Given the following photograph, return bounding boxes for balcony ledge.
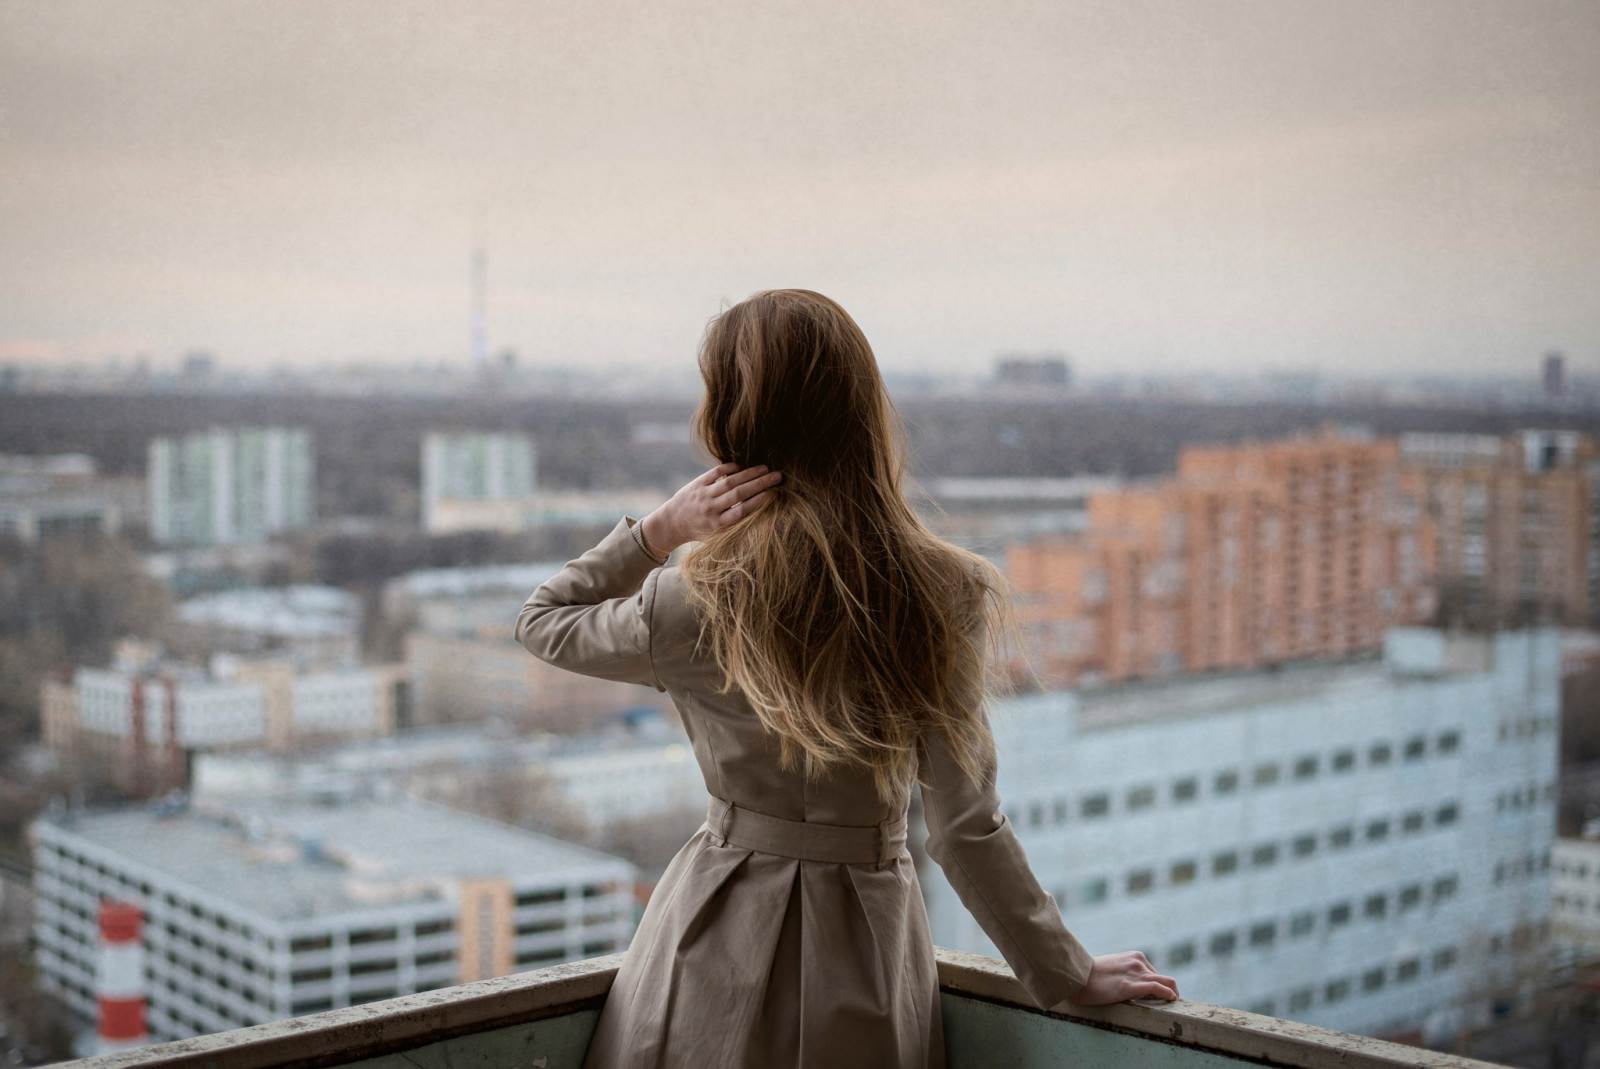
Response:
[56,948,1505,1069]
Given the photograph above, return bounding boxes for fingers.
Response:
[698,462,742,485]
[714,469,782,511]
[1130,981,1179,1001]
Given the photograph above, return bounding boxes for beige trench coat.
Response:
[516,519,1095,1069]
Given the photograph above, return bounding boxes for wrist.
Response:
[641,511,678,558]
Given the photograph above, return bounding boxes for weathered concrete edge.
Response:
[934,948,1506,1069]
[49,954,623,1069]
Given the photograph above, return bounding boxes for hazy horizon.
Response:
[2,0,1596,378]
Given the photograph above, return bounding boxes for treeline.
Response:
[2,391,1598,522]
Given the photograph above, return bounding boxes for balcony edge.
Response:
[934,948,1504,1069]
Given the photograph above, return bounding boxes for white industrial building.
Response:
[925,627,1558,1041]
[31,797,635,1044]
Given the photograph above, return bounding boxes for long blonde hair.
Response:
[682,289,1002,801]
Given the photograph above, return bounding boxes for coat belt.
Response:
[705,796,907,870]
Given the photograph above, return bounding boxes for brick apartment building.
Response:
[1008,431,1438,688]
[1400,429,1598,628]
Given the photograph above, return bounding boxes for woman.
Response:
[516,289,1176,1069]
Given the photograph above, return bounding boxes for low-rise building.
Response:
[30,797,635,1044]
[1551,836,1600,958]
[174,586,362,667]
[924,628,1559,1040]
[42,646,404,794]
[0,453,141,542]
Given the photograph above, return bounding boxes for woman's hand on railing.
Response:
[642,463,783,557]
[1071,951,1180,1005]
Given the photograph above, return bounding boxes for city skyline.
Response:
[1,1,1596,378]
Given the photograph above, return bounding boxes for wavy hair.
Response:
[681,289,1004,801]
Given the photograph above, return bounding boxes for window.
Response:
[1169,860,1197,886]
[1172,778,1199,804]
[349,927,397,946]
[1433,875,1459,902]
[1403,736,1426,761]
[1081,793,1110,818]
[1324,979,1350,1003]
[290,935,332,954]
[1027,801,1043,828]
[1212,851,1239,877]
[290,967,331,985]
[1438,730,1461,754]
[1251,843,1279,868]
[1249,922,1276,947]
[350,958,398,976]
[1431,947,1458,972]
[415,919,454,937]
[1252,763,1280,788]
[1126,870,1155,895]
[1214,770,1240,795]
[415,949,455,967]
[1052,798,1069,824]
[1291,834,1317,858]
[1288,988,1314,1013]
[1209,931,1237,958]
[1397,959,1421,982]
[1329,825,1354,849]
[1247,999,1277,1017]
[516,888,566,907]
[1399,885,1422,911]
[1288,912,1315,938]
[1126,785,1156,811]
[1168,942,1195,967]
[1363,894,1387,919]
[1361,967,1386,993]
[1079,878,1108,905]
[1401,811,1425,834]
[1435,803,1460,826]
[1328,902,1352,927]
[1331,749,1356,772]
[1369,742,1392,766]
[1365,819,1390,842]
[351,987,398,1004]
[291,998,333,1016]
[517,918,565,936]
[1293,756,1318,780]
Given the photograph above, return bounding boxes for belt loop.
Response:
[708,797,733,847]
[876,816,893,871]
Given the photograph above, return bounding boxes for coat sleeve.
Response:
[919,703,1095,1011]
[514,517,667,691]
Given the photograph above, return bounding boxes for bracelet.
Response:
[630,517,668,566]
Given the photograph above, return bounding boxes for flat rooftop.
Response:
[40,798,631,924]
[1070,633,1504,732]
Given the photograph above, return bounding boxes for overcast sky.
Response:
[1,0,1596,378]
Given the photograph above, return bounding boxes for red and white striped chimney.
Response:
[96,900,148,1053]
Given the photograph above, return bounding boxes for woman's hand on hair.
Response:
[641,463,782,557]
[1069,952,1180,1006]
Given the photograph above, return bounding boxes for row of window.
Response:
[1056,808,1463,908]
[1245,947,1458,1019]
[1496,781,1557,812]
[1143,875,1461,968]
[1011,733,1463,828]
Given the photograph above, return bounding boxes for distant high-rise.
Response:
[147,427,313,546]
[1543,351,1566,401]
[420,431,537,533]
[471,222,488,367]
[995,354,1071,389]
